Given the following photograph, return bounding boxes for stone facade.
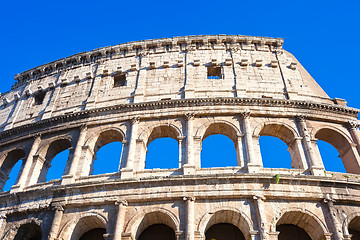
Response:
[0,35,359,240]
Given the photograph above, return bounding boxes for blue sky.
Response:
[1,0,359,190]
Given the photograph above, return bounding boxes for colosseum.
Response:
[0,34,360,240]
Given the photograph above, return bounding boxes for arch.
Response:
[198,207,253,239]
[139,123,182,146]
[195,120,241,143]
[342,211,360,237]
[272,208,329,240]
[313,125,360,173]
[83,127,125,175]
[254,122,307,170]
[0,148,26,191]
[64,213,108,240]
[138,224,176,240]
[125,208,180,240]
[2,217,42,240]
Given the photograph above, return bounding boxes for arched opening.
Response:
[145,126,180,169]
[259,136,292,169]
[348,216,360,239]
[275,211,326,240]
[79,228,106,240]
[14,222,42,240]
[258,124,305,169]
[90,130,124,175]
[138,224,175,240]
[146,138,179,169]
[70,215,106,240]
[276,224,311,240]
[134,210,179,240]
[46,149,69,181]
[317,140,346,173]
[0,149,26,191]
[200,123,240,168]
[201,134,237,168]
[38,138,72,183]
[315,128,357,173]
[205,223,245,240]
[93,142,123,175]
[3,160,23,191]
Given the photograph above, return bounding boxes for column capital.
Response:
[80,124,88,131]
[34,133,42,141]
[253,195,266,201]
[115,199,128,207]
[348,120,360,130]
[183,196,196,202]
[51,202,65,212]
[131,117,140,124]
[184,113,195,121]
[295,115,306,122]
[240,110,251,119]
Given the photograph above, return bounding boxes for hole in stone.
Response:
[113,73,126,87]
[34,91,46,105]
[207,66,222,79]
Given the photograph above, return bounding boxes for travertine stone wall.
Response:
[0,35,360,240]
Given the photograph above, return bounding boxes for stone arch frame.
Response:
[0,147,26,191]
[2,217,43,240]
[194,119,244,168]
[311,125,360,174]
[58,212,108,240]
[33,136,73,184]
[137,122,184,170]
[124,207,180,240]
[197,207,254,240]
[271,207,330,240]
[342,211,360,237]
[253,121,309,170]
[81,126,126,176]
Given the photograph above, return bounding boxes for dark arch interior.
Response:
[14,223,42,240]
[276,224,311,240]
[349,216,360,239]
[201,134,237,168]
[205,223,245,240]
[79,228,106,240]
[138,224,175,240]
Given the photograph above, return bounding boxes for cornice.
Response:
[12,35,283,88]
[0,97,358,143]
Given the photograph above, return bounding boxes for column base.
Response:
[268,231,279,240]
[247,164,261,173]
[120,168,134,179]
[183,164,196,175]
[310,166,326,176]
[61,174,75,185]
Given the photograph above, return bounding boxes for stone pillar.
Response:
[121,117,139,179]
[183,113,196,175]
[295,116,325,176]
[241,112,260,173]
[12,135,42,191]
[0,214,7,238]
[48,203,65,240]
[178,136,186,168]
[236,134,245,167]
[113,200,128,240]
[253,195,268,240]
[288,137,309,169]
[62,125,87,184]
[348,121,360,155]
[183,196,195,240]
[323,197,343,240]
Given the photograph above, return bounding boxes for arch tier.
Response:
[0,35,360,240]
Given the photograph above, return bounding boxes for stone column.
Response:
[236,134,245,167]
[288,137,309,169]
[62,125,87,184]
[348,121,360,155]
[183,196,195,240]
[113,200,128,240]
[295,116,325,176]
[241,111,260,173]
[253,195,268,240]
[178,136,186,168]
[183,113,196,175]
[323,197,343,240]
[48,203,65,240]
[121,117,139,179]
[12,134,42,191]
[0,214,7,238]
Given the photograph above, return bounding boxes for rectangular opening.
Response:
[34,91,46,105]
[207,66,222,79]
[113,74,126,87]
